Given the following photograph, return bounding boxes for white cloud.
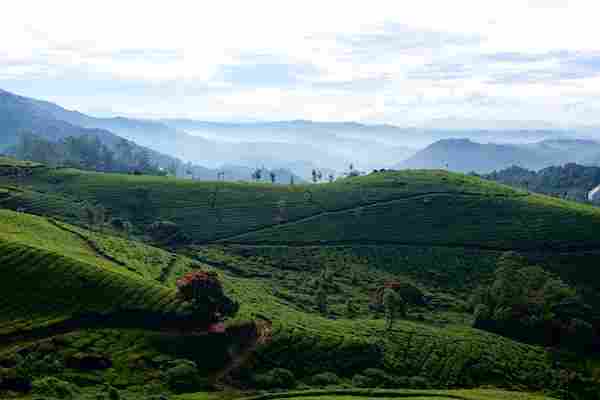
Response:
[3,0,600,125]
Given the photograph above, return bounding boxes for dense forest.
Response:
[6,132,169,175]
[482,163,600,203]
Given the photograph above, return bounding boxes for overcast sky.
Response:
[2,0,600,127]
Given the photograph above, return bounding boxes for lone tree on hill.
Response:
[176,270,239,327]
[270,171,276,184]
[252,168,263,182]
[315,284,328,315]
[312,169,318,183]
[383,287,406,331]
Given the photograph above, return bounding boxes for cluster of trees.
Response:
[314,269,408,332]
[483,163,600,203]
[13,132,165,175]
[176,270,239,325]
[471,252,599,353]
[310,169,335,184]
[251,168,278,183]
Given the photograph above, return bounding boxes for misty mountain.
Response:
[395,138,600,173]
[0,89,184,171]
[159,119,417,171]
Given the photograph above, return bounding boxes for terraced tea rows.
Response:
[221,193,600,251]
[0,168,520,243]
[0,239,187,341]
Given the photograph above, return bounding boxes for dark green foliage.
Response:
[383,289,405,331]
[0,367,32,392]
[254,368,296,389]
[148,220,186,244]
[315,285,328,315]
[31,376,79,399]
[107,386,120,400]
[109,217,132,233]
[361,369,397,388]
[345,298,358,318]
[310,372,341,387]
[484,163,600,203]
[164,359,206,394]
[472,252,599,352]
[351,374,372,388]
[12,133,166,175]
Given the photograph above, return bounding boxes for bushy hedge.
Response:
[254,368,296,389]
[31,376,79,399]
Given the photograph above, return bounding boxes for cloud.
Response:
[331,22,481,63]
[216,55,320,88]
[3,0,600,125]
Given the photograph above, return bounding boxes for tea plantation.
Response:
[1,160,599,399]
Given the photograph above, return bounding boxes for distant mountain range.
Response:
[0,89,183,171]
[4,88,600,179]
[396,138,600,173]
[0,89,302,182]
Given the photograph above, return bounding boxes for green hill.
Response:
[0,208,593,399]
[2,165,600,304]
[1,162,600,398]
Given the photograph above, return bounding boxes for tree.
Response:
[346,298,358,318]
[470,252,594,352]
[252,168,263,182]
[312,169,318,183]
[290,176,295,185]
[176,270,239,323]
[270,171,276,184]
[383,288,405,331]
[315,284,328,315]
[317,170,323,181]
[328,174,335,183]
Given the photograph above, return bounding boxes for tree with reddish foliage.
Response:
[176,271,239,326]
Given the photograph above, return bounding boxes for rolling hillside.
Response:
[0,208,591,399]
[4,164,600,251]
[1,158,600,398]
[3,161,600,304]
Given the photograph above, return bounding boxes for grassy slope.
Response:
[4,167,600,252]
[0,168,517,241]
[0,209,576,396]
[1,165,599,395]
[189,389,556,400]
[0,210,191,339]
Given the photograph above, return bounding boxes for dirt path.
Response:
[212,320,273,384]
[210,191,521,244]
[46,218,141,275]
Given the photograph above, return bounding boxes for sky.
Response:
[3,0,600,127]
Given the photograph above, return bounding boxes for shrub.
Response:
[0,367,31,392]
[254,368,296,389]
[148,220,189,244]
[175,270,239,320]
[351,374,373,388]
[310,372,340,386]
[107,386,120,400]
[164,360,207,394]
[31,377,79,399]
[110,217,132,232]
[362,368,395,388]
[408,376,430,389]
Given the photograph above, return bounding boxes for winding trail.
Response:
[212,320,273,384]
[210,191,521,244]
[46,218,142,275]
